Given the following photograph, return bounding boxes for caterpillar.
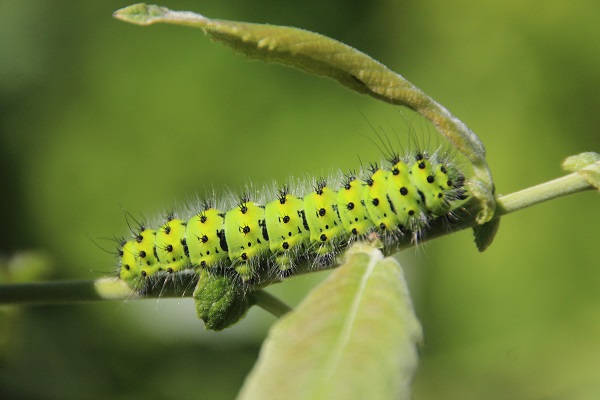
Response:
[117,149,467,293]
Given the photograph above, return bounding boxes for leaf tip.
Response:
[113,3,169,26]
[473,218,501,252]
[562,152,600,173]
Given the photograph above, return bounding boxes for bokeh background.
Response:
[1,1,599,399]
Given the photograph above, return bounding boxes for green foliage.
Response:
[0,2,598,400]
[193,270,254,331]
[472,218,501,252]
[563,152,600,190]
[238,244,422,400]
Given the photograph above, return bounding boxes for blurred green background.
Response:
[1,1,599,399]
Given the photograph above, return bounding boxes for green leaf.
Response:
[237,244,422,400]
[473,217,501,252]
[193,270,254,331]
[562,152,600,191]
[113,3,496,225]
[562,152,600,172]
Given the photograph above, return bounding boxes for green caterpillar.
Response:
[117,150,466,292]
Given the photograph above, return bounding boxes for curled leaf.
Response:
[193,270,254,331]
[114,3,496,225]
[473,217,501,252]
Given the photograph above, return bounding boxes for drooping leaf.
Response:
[113,3,496,225]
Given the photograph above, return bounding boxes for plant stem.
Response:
[249,290,292,317]
[0,278,130,305]
[385,164,597,253]
[0,167,596,307]
[494,171,593,216]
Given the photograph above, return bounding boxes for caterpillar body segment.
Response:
[303,182,347,255]
[118,229,161,286]
[185,208,228,269]
[155,218,188,274]
[336,175,375,236]
[119,240,140,284]
[264,191,311,274]
[365,168,401,232]
[388,160,427,232]
[411,156,450,216]
[117,151,467,292]
[224,200,271,281]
